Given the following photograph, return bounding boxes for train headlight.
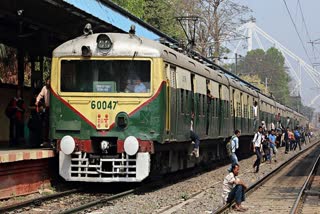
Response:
[96,34,112,50]
[116,112,129,129]
[100,140,110,152]
[81,46,92,57]
[124,136,139,156]
[60,135,75,155]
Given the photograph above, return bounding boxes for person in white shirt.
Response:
[35,77,51,145]
[252,126,263,173]
[228,130,241,172]
[222,163,248,212]
[36,77,50,108]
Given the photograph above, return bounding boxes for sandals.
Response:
[233,206,248,212]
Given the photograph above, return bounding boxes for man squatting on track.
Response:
[222,163,248,212]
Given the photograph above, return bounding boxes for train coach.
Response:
[50,27,308,182]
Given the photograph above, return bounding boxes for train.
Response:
[50,27,309,182]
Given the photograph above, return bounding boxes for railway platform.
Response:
[0,145,57,199]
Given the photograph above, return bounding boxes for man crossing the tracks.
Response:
[252,126,263,173]
[222,163,248,212]
[269,129,278,162]
[293,126,302,151]
[228,130,241,172]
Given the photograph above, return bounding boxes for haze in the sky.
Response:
[237,0,320,110]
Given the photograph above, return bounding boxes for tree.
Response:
[177,0,252,57]
[235,48,291,105]
[111,0,251,57]
[111,0,184,39]
[240,74,268,94]
[111,0,146,18]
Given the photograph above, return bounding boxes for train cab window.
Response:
[60,60,151,93]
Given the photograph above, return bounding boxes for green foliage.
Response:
[236,48,291,105]
[111,0,146,18]
[111,0,184,39]
[240,74,268,93]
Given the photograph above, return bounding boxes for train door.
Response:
[240,92,243,133]
[166,64,177,140]
[218,85,223,136]
[206,80,211,135]
[246,95,250,134]
[232,89,236,132]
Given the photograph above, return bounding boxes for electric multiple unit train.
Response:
[50,29,308,182]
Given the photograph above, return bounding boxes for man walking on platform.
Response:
[252,126,263,173]
[35,77,51,146]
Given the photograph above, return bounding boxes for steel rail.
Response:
[290,151,320,214]
[214,140,320,214]
[0,188,80,213]
[60,188,136,214]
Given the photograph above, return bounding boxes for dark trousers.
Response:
[293,138,301,150]
[285,139,290,152]
[43,108,50,142]
[190,130,200,149]
[227,184,246,204]
[9,119,24,146]
[253,147,262,172]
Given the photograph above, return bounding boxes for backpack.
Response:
[294,130,300,139]
[226,135,235,157]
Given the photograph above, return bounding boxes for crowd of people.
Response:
[222,121,312,212]
[5,77,51,148]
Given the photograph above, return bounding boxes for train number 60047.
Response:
[91,101,117,110]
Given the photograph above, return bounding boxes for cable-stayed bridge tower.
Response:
[225,21,320,107]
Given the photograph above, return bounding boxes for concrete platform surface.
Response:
[0,148,55,163]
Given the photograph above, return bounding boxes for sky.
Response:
[235,0,320,111]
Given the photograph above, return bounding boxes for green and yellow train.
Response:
[50,30,308,182]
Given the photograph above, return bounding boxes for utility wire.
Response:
[297,0,312,42]
[297,0,319,61]
[282,0,313,64]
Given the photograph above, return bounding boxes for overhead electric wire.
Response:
[297,0,312,42]
[297,0,319,61]
[282,0,313,64]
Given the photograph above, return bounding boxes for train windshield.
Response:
[60,60,151,93]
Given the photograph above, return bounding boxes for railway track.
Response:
[215,141,319,214]
[291,150,319,214]
[1,159,224,213]
[0,188,80,213]
[1,187,134,214]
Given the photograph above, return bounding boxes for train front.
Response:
[50,33,166,182]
